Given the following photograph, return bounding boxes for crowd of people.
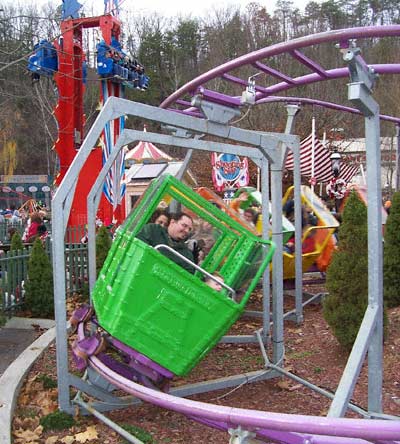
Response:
[0,187,350,279]
[0,205,21,224]
[134,189,395,276]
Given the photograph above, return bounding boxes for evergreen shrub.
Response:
[96,225,112,274]
[24,238,54,318]
[383,191,400,307]
[40,410,75,432]
[323,191,370,350]
[10,231,24,251]
[120,423,155,444]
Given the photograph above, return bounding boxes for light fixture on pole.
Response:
[330,150,341,178]
[240,73,262,106]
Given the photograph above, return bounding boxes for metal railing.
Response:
[0,221,25,242]
[0,248,29,314]
[0,221,86,244]
[0,241,88,316]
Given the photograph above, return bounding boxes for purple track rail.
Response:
[160,26,400,125]
[76,319,400,443]
[88,354,400,444]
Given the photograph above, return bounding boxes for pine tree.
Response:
[96,225,112,274]
[323,191,369,350]
[24,238,54,318]
[10,231,24,251]
[383,191,400,307]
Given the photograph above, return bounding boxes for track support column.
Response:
[329,43,383,416]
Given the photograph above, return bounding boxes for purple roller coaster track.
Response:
[160,25,400,127]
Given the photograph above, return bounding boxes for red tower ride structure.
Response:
[53,14,123,227]
[28,0,148,227]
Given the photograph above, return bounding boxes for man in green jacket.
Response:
[136,212,195,273]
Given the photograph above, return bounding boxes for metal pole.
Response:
[270,104,300,361]
[293,145,303,323]
[261,159,271,342]
[365,107,383,414]
[270,148,284,364]
[329,45,383,416]
[281,104,303,323]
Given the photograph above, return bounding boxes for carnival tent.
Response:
[125,132,173,162]
[285,134,359,183]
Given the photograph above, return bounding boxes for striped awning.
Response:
[125,141,173,162]
[285,134,360,184]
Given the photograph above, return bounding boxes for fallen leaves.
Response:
[75,426,98,442]
[14,425,43,443]
[16,374,58,415]
[14,426,100,444]
[276,380,302,391]
[60,436,75,444]
[33,390,58,415]
[14,416,40,431]
[45,426,99,444]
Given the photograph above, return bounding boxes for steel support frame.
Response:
[328,46,383,417]
[224,104,303,344]
[52,97,298,414]
[269,104,302,364]
[282,104,303,324]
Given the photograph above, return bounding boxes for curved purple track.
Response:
[160,25,400,125]
[88,354,400,443]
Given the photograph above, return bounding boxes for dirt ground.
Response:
[12,287,400,444]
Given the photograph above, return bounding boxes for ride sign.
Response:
[211,153,249,192]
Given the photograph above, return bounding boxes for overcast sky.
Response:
[24,0,319,18]
[121,0,316,18]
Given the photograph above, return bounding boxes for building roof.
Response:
[330,137,396,153]
[125,161,197,186]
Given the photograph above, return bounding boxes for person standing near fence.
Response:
[24,212,43,243]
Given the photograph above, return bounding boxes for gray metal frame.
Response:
[328,44,384,417]
[52,97,299,414]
